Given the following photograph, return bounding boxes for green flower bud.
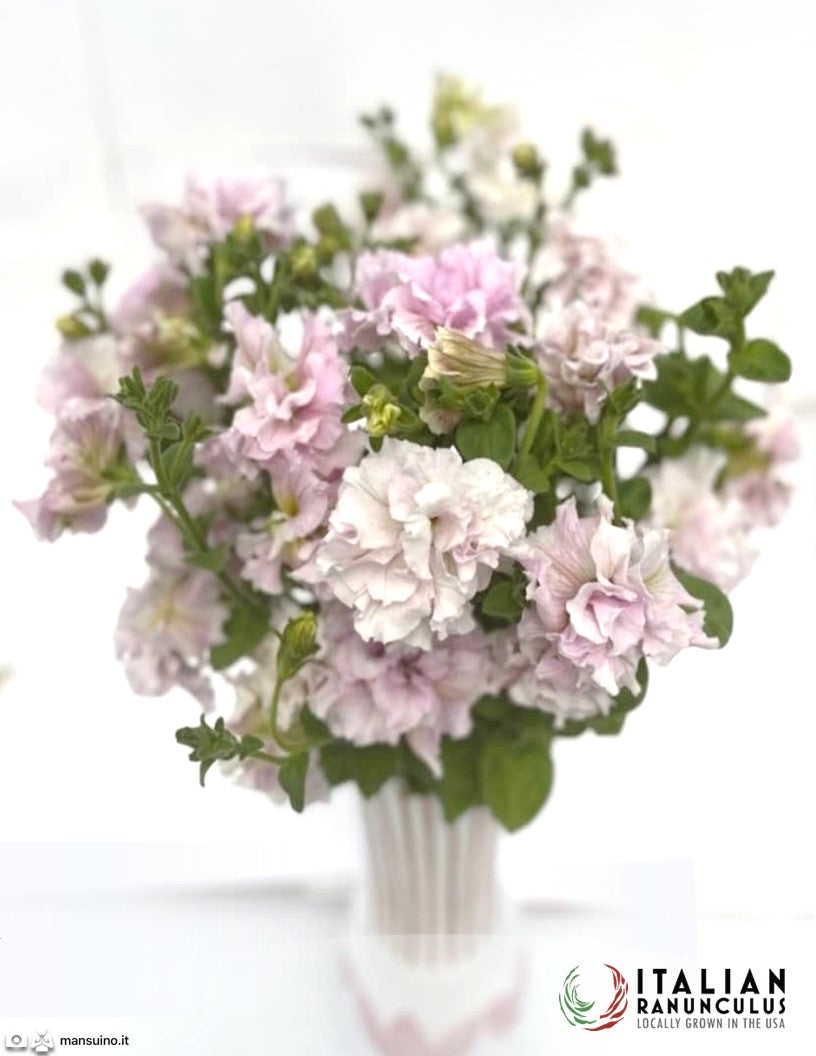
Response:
[359,190,384,224]
[232,214,255,243]
[362,384,402,437]
[291,244,319,280]
[512,142,542,180]
[56,314,93,340]
[277,613,318,683]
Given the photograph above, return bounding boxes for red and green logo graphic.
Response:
[559,963,629,1031]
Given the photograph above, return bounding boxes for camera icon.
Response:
[4,1036,27,1051]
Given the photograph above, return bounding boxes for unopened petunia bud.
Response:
[277,613,318,683]
[362,384,402,437]
[512,142,543,181]
[425,328,508,389]
[291,244,319,280]
[232,214,255,243]
[56,314,93,340]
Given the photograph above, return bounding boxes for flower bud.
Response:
[232,214,255,243]
[512,142,543,181]
[424,328,508,389]
[277,613,318,682]
[291,244,319,280]
[362,384,402,437]
[56,314,93,340]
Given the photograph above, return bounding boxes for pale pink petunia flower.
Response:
[646,447,756,592]
[536,301,661,423]
[508,617,613,726]
[540,223,640,326]
[306,605,499,775]
[221,309,363,480]
[141,174,294,271]
[114,568,228,708]
[342,239,531,355]
[36,332,126,418]
[725,409,799,528]
[235,456,334,595]
[15,403,133,541]
[518,495,715,695]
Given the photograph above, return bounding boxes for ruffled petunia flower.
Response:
[306,605,499,775]
[535,301,661,423]
[724,409,799,528]
[15,403,135,541]
[518,496,715,695]
[114,568,228,708]
[342,239,531,355]
[141,173,294,271]
[298,438,533,648]
[646,447,756,592]
[540,224,640,326]
[218,304,363,480]
[235,456,333,595]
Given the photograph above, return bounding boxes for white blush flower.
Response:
[646,447,756,592]
[298,438,533,648]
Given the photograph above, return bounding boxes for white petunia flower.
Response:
[297,438,533,648]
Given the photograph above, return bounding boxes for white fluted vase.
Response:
[346,780,523,1056]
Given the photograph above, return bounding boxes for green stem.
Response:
[146,438,264,615]
[253,749,290,766]
[518,376,549,461]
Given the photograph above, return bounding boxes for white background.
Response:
[1,0,815,920]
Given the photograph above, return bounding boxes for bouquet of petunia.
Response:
[17,78,796,830]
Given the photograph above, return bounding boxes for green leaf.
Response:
[513,454,552,493]
[210,603,270,670]
[300,707,331,743]
[679,297,738,338]
[708,389,766,422]
[350,365,377,396]
[397,742,437,794]
[729,338,791,383]
[481,577,525,620]
[614,429,657,454]
[716,267,774,317]
[557,458,597,483]
[188,544,228,574]
[473,695,507,722]
[673,566,733,646]
[89,258,110,287]
[62,268,86,296]
[319,742,356,786]
[635,305,673,339]
[455,404,517,468]
[278,753,309,812]
[618,476,652,520]
[438,737,482,822]
[480,735,553,832]
[176,715,240,787]
[354,745,400,797]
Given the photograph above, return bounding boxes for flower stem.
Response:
[518,375,549,461]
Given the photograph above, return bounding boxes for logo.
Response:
[30,1032,54,1054]
[559,963,629,1031]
